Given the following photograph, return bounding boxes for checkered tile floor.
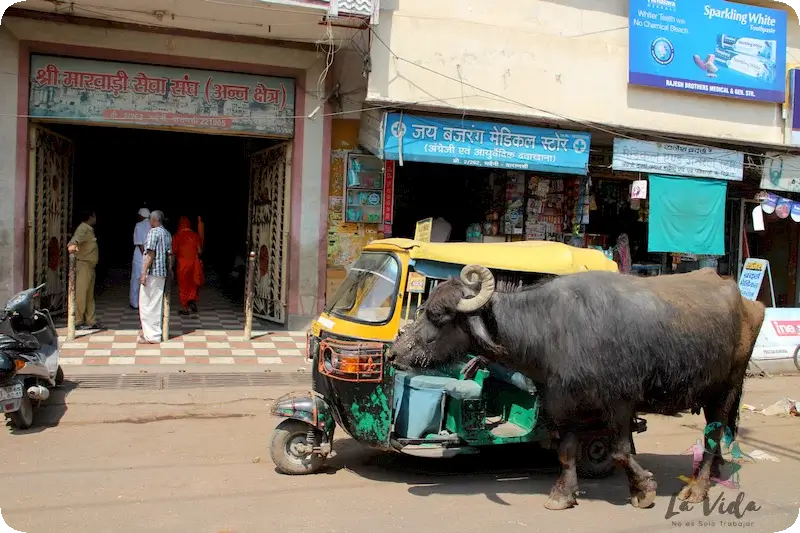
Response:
[54,269,309,367]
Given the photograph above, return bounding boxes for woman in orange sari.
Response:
[172,216,203,315]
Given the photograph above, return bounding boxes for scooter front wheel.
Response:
[7,395,34,430]
[270,419,325,475]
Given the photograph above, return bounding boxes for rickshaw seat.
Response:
[486,362,537,395]
[393,372,484,439]
[403,374,482,401]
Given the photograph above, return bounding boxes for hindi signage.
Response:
[29,55,295,137]
[382,113,591,175]
[612,138,743,181]
[414,218,433,242]
[738,258,769,301]
[383,160,395,225]
[628,0,787,103]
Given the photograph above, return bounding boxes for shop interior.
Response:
[744,197,800,308]
[388,160,667,276]
[43,123,279,325]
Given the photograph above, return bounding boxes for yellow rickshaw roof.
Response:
[363,238,618,275]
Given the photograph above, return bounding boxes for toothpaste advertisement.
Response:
[628,0,787,102]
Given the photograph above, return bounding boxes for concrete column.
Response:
[0,26,20,303]
[292,60,328,327]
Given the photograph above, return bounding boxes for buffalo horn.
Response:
[456,265,495,313]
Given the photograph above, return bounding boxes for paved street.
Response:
[1,375,800,533]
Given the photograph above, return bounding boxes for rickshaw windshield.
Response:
[326,252,401,325]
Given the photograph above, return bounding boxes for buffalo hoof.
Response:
[544,489,578,511]
[544,496,577,510]
[630,477,658,509]
[677,482,709,504]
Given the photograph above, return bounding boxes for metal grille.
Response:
[31,126,74,315]
[248,143,291,324]
[317,338,385,383]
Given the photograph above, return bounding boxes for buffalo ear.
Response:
[467,315,506,358]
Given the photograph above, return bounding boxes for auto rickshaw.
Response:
[269,238,648,476]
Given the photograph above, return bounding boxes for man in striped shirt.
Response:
[138,210,173,344]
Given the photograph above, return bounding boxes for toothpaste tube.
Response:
[713,48,775,83]
[717,34,777,63]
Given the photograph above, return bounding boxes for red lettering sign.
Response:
[771,320,800,336]
[383,160,395,225]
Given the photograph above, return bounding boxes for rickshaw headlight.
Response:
[338,354,361,374]
[322,347,334,371]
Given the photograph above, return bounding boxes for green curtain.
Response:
[647,174,727,256]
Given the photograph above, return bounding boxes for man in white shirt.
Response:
[130,207,151,309]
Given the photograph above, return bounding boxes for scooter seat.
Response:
[0,333,40,352]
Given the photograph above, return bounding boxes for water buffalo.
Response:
[389,265,765,511]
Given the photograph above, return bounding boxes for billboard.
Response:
[628,0,787,102]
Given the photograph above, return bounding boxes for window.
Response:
[326,253,400,324]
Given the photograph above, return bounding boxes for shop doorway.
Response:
[391,162,498,241]
[738,198,799,307]
[27,123,292,331]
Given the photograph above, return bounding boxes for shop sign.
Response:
[612,138,743,181]
[628,0,787,103]
[738,258,769,301]
[382,113,591,175]
[414,218,433,242]
[791,69,800,145]
[383,160,395,225]
[751,308,800,361]
[761,152,800,193]
[29,55,295,137]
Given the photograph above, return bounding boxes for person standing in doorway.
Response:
[137,210,172,344]
[172,216,203,315]
[130,207,151,309]
[67,210,103,330]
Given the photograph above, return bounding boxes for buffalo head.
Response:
[389,264,505,370]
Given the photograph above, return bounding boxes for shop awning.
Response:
[358,111,592,175]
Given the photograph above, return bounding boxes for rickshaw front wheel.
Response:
[270,419,325,475]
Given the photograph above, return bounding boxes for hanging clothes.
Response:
[172,216,203,311]
[647,174,727,256]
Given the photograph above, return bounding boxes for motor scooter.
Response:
[0,283,63,429]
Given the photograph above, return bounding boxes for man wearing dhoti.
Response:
[137,211,172,344]
[130,207,151,309]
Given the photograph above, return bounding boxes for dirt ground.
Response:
[1,376,800,533]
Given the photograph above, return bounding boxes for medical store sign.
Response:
[612,138,743,181]
[28,55,296,138]
[628,0,787,102]
[381,113,592,175]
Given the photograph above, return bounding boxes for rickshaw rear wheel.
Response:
[577,436,616,479]
[270,419,325,475]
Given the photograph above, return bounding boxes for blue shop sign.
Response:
[382,113,591,175]
[628,0,787,103]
